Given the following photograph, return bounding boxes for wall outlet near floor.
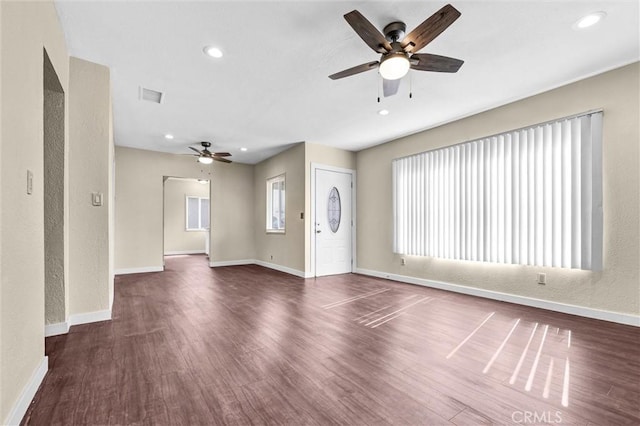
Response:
[270,255,273,260]
[537,273,546,285]
[401,258,406,266]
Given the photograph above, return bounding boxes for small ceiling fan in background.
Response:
[329,3,464,97]
[188,141,232,164]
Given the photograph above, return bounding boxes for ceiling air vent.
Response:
[139,87,164,104]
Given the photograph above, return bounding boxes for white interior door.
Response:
[315,168,352,276]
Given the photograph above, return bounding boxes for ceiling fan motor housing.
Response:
[383,21,406,43]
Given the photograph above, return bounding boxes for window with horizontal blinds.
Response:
[392,111,603,270]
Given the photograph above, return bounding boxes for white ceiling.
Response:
[54,1,639,164]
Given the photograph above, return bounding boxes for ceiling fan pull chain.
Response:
[409,72,413,99]
[377,74,381,103]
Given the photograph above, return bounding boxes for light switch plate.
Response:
[92,192,103,206]
[27,170,33,195]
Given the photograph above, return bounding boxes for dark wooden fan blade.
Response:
[213,152,231,157]
[383,78,401,97]
[213,157,232,163]
[329,61,379,80]
[410,53,463,73]
[344,10,392,53]
[401,4,461,53]
[189,146,202,154]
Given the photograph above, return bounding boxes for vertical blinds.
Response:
[392,111,603,270]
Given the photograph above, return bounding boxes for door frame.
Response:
[310,163,357,277]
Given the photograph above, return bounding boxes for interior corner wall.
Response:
[356,63,640,317]
[68,57,112,317]
[304,143,357,274]
[163,178,209,254]
[253,143,306,273]
[114,147,255,272]
[0,0,69,422]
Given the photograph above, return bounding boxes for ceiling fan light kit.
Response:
[198,156,214,164]
[379,53,410,80]
[329,3,464,98]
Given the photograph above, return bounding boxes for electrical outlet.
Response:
[537,273,546,285]
[401,258,406,266]
[270,255,273,260]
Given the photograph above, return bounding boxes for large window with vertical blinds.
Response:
[392,110,603,270]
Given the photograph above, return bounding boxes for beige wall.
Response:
[115,147,254,271]
[304,143,357,273]
[209,158,255,263]
[68,57,113,316]
[163,178,209,254]
[357,63,640,316]
[253,143,306,272]
[0,0,3,414]
[108,88,114,310]
[0,0,69,422]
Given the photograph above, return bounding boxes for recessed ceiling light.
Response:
[574,11,606,29]
[240,147,248,152]
[203,46,223,58]
[164,134,174,140]
[378,109,389,116]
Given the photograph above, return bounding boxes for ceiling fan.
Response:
[189,141,232,164]
[329,3,464,97]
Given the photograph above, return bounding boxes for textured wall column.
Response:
[68,57,112,317]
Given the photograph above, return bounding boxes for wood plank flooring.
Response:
[22,255,640,425]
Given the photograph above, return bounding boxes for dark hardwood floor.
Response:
[23,255,640,425]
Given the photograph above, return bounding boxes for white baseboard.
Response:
[69,309,112,326]
[164,250,206,255]
[4,356,48,426]
[44,322,70,337]
[210,259,254,268]
[43,310,111,338]
[254,260,307,278]
[114,266,163,275]
[355,268,640,327]
[210,259,310,278]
